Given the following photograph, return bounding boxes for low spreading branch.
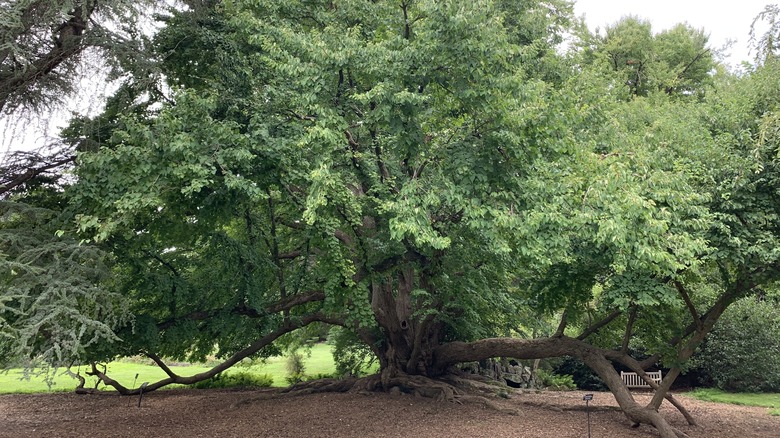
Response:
[87,313,341,395]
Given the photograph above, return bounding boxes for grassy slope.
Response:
[0,343,336,394]
[689,388,780,416]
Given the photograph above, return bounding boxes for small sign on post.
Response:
[583,393,593,438]
[138,382,149,408]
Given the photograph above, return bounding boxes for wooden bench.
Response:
[621,371,662,388]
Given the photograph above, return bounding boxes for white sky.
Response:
[573,0,775,66]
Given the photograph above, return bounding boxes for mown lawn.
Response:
[689,388,780,415]
[0,343,338,394]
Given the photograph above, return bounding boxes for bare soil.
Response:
[1,388,778,437]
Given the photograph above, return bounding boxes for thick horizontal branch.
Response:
[432,335,623,371]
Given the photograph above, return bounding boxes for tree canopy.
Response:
[3,2,780,437]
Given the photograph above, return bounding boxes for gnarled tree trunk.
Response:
[369,266,442,385]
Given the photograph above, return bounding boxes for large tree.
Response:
[7,2,780,437]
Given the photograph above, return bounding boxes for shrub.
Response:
[285,350,307,385]
[193,372,273,389]
[328,326,376,377]
[305,373,336,381]
[536,369,577,390]
[554,356,608,391]
[693,297,780,392]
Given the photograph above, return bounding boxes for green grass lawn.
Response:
[689,388,780,415]
[0,343,338,394]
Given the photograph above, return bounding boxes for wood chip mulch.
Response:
[1,388,778,437]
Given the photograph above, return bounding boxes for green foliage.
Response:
[285,349,307,385]
[67,0,591,364]
[693,297,780,392]
[328,326,376,377]
[0,201,129,367]
[192,371,273,389]
[535,369,576,391]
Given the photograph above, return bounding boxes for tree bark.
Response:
[369,266,442,382]
[580,353,687,438]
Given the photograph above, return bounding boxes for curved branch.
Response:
[431,336,689,437]
[145,351,177,379]
[88,313,340,395]
[674,281,702,332]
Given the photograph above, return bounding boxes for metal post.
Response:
[138,382,148,408]
[583,393,593,438]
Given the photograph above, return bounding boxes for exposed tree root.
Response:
[271,371,520,415]
[64,369,103,395]
[282,377,360,395]
[518,399,623,413]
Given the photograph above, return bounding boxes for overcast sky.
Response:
[573,0,775,66]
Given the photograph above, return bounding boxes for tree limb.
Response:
[88,313,339,395]
[621,306,637,353]
[576,308,622,340]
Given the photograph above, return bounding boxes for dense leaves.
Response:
[0,202,128,367]
[71,0,591,363]
[694,297,780,392]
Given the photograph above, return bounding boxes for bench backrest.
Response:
[620,371,662,388]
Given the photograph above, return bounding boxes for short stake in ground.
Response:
[138,382,149,408]
[583,393,593,438]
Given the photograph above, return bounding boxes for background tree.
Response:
[750,3,780,64]
[0,0,166,198]
[0,0,161,114]
[693,296,780,392]
[579,16,714,98]
[0,201,128,368]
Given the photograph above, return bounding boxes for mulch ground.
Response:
[1,388,778,437]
